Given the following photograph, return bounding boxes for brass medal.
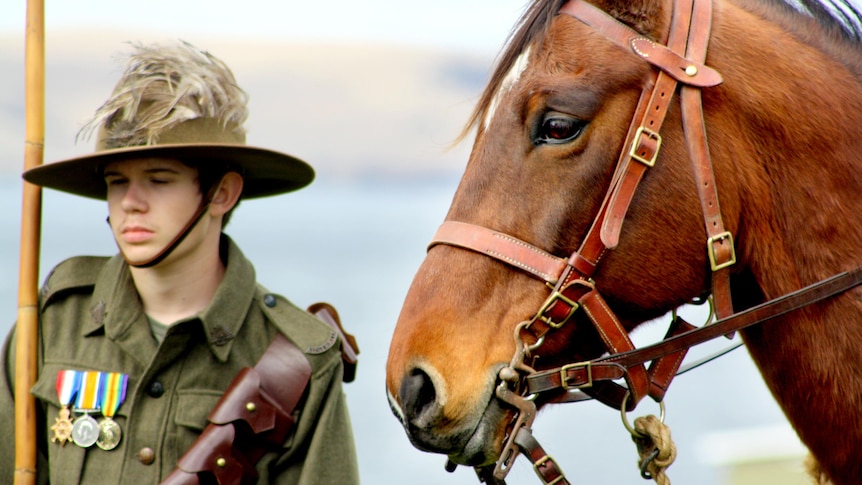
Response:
[96,417,122,451]
[50,406,74,445]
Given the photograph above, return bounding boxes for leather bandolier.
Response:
[160,303,358,485]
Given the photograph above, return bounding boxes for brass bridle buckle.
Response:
[707,231,736,271]
[630,126,662,167]
[560,361,593,390]
[535,278,594,329]
[536,290,580,328]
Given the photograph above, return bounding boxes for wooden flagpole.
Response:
[15,0,45,483]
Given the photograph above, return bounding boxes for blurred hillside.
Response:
[0,30,497,181]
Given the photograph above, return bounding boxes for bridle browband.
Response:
[428,0,862,483]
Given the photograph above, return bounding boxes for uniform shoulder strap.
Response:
[40,256,110,309]
[307,302,359,383]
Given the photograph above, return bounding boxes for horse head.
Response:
[387,0,862,482]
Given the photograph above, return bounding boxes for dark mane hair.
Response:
[461,0,862,140]
[795,0,862,39]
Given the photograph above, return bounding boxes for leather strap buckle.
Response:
[707,231,736,271]
[630,126,662,167]
[534,454,566,485]
[560,361,593,390]
[537,290,579,328]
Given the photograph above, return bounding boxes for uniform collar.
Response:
[88,234,257,363]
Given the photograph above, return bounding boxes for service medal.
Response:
[96,417,122,451]
[71,371,104,448]
[96,372,129,451]
[71,414,100,448]
[50,406,74,445]
[52,370,82,446]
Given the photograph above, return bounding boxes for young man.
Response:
[0,41,359,484]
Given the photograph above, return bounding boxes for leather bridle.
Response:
[428,0,862,483]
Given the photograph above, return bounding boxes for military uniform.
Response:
[0,236,360,484]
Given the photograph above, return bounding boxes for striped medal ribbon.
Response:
[96,372,129,451]
[51,370,82,445]
[71,370,103,448]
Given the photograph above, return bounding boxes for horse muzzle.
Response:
[388,363,513,466]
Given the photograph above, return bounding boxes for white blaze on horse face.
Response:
[484,45,532,131]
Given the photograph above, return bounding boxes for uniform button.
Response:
[138,447,155,465]
[147,380,165,398]
[264,294,277,308]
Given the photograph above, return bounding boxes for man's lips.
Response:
[121,226,154,243]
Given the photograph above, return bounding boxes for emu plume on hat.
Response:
[23,40,313,199]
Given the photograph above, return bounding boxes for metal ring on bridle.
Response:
[620,391,665,438]
[671,294,715,327]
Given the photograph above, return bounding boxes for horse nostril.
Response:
[400,368,438,425]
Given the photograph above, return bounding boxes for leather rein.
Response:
[429,0,862,483]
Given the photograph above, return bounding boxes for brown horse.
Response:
[386,0,862,483]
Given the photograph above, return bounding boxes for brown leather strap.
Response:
[126,180,221,269]
[161,333,312,485]
[578,290,649,409]
[525,268,862,397]
[308,302,360,382]
[514,428,571,485]
[677,0,736,319]
[558,0,721,87]
[430,221,567,284]
[647,316,697,401]
[604,268,862,367]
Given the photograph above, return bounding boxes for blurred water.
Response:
[0,174,795,484]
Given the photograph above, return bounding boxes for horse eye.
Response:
[534,113,585,145]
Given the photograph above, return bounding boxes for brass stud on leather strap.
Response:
[216,457,227,467]
[685,65,698,76]
[245,402,256,412]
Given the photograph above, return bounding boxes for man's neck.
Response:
[129,237,226,325]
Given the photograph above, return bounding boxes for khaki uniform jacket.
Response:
[0,236,360,484]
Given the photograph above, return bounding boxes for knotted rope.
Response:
[631,414,677,485]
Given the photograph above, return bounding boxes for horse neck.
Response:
[704,4,862,476]
[709,0,862,299]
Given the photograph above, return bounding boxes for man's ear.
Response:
[209,171,244,216]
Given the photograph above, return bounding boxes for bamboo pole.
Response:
[15,0,45,483]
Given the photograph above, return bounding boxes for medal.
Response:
[51,370,81,445]
[71,413,100,448]
[72,371,103,448]
[97,372,128,451]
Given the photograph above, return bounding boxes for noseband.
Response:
[428,0,862,483]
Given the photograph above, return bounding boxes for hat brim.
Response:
[23,143,315,200]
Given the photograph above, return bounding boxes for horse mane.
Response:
[460,0,862,141]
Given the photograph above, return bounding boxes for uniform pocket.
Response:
[168,389,222,465]
[174,389,222,430]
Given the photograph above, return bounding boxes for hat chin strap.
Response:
[115,181,221,269]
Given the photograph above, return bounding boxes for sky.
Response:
[2,0,531,53]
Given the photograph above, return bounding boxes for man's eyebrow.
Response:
[103,166,181,178]
[143,167,182,175]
